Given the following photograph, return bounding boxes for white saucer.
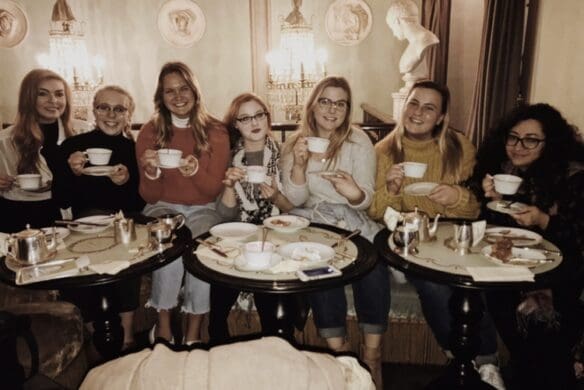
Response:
[278,242,335,263]
[481,245,550,267]
[234,253,282,272]
[404,182,438,196]
[82,166,116,176]
[486,200,528,215]
[484,227,542,246]
[158,163,181,169]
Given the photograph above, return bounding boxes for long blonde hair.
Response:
[12,69,73,174]
[152,62,220,157]
[283,76,353,168]
[93,85,135,140]
[377,80,463,181]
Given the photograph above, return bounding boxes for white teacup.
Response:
[493,174,523,195]
[403,162,427,178]
[246,166,267,184]
[85,148,112,166]
[243,241,275,269]
[16,174,42,190]
[158,149,183,168]
[306,137,330,153]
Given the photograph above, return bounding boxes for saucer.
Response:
[484,227,542,246]
[68,215,115,234]
[278,242,335,263]
[486,200,528,215]
[234,253,282,272]
[481,245,551,267]
[82,166,116,176]
[210,222,258,241]
[404,182,438,196]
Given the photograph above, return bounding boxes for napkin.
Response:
[267,259,303,274]
[89,260,130,275]
[466,266,534,282]
[383,206,402,231]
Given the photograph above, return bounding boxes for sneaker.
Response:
[478,363,506,390]
[149,324,174,345]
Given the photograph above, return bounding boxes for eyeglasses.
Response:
[505,134,545,150]
[95,104,128,115]
[236,111,268,124]
[317,97,349,111]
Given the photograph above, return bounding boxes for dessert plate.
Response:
[484,227,542,246]
[234,253,282,272]
[263,215,310,233]
[209,222,258,241]
[404,182,438,196]
[68,215,115,234]
[487,200,528,215]
[481,245,551,267]
[41,227,71,241]
[278,242,335,263]
[82,166,116,176]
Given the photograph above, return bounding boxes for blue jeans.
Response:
[309,262,391,338]
[145,201,222,314]
[408,277,499,363]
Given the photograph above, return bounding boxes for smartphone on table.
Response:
[296,265,342,282]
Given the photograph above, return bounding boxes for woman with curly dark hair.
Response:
[471,103,584,389]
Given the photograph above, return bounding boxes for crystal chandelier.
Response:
[266,0,327,122]
[37,0,104,121]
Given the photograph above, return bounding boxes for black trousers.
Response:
[486,283,583,389]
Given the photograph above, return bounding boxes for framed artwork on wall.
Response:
[157,0,206,48]
[325,0,372,46]
[0,0,28,48]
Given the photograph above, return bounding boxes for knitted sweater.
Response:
[136,120,230,205]
[368,131,479,220]
[281,127,375,210]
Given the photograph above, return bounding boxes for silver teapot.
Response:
[6,225,58,265]
[403,208,440,242]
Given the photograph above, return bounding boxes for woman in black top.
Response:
[55,85,145,349]
[470,103,584,389]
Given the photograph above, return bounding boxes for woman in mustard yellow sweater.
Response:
[368,81,504,388]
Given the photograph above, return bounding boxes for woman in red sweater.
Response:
[136,62,229,345]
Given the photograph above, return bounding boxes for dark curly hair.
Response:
[471,103,583,208]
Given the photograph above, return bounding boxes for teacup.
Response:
[158,149,183,168]
[16,174,42,190]
[243,241,275,269]
[157,213,186,231]
[246,166,267,184]
[392,225,419,256]
[493,174,522,195]
[85,148,112,166]
[403,162,427,178]
[306,137,330,153]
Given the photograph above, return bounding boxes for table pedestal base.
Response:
[91,287,124,360]
[258,295,297,342]
[428,288,495,389]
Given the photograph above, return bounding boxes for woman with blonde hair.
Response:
[281,76,389,389]
[368,81,503,389]
[0,69,74,232]
[137,62,230,345]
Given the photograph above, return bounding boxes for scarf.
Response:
[231,137,282,223]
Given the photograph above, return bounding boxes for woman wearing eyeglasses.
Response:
[470,103,584,389]
[54,85,145,350]
[137,62,230,345]
[209,93,299,344]
[280,76,389,390]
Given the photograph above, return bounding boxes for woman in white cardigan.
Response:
[280,76,389,390]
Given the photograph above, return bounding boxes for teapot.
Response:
[403,208,440,242]
[6,225,58,265]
